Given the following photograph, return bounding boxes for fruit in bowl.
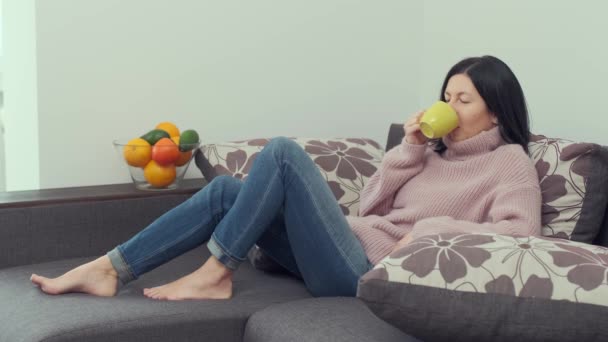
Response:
[114,122,200,191]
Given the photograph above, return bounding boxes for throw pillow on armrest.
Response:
[357,232,608,341]
[529,135,608,244]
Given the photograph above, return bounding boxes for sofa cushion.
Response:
[194,137,384,216]
[529,135,608,243]
[357,232,608,341]
[0,247,311,342]
[244,297,420,342]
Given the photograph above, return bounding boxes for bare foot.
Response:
[30,256,118,297]
[143,256,233,301]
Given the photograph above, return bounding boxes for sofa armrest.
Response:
[0,179,206,269]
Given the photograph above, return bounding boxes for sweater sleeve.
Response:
[358,138,427,217]
[408,184,542,241]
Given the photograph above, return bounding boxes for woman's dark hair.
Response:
[432,55,530,154]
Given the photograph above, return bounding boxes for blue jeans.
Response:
[107,137,372,297]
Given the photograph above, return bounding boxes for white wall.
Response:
[418,0,608,143]
[0,0,4,191]
[2,0,40,191]
[4,1,608,191]
[0,107,4,192]
[0,0,3,55]
[31,0,422,189]
[0,119,4,191]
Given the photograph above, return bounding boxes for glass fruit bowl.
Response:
[113,139,200,191]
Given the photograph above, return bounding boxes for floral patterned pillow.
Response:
[195,137,384,216]
[357,232,608,341]
[529,135,608,243]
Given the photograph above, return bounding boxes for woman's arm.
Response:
[408,185,542,241]
[358,140,426,216]
[359,111,430,217]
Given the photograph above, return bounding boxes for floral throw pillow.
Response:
[195,137,384,216]
[357,232,608,341]
[529,135,608,243]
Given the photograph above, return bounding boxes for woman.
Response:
[30,55,541,300]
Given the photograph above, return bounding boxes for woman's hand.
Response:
[390,234,413,254]
[403,111,428,145]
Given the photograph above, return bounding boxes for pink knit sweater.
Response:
[347,127,541,265]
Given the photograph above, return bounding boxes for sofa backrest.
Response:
[385,123,608,247]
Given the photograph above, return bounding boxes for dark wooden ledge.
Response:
[0,178,207,209]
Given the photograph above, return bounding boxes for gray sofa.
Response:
[0,127,419,341]
[3,123,608,341]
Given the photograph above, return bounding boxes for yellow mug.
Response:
[419,101,459,139]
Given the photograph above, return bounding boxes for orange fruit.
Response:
[144,160,176,187]
[123,138,152,167]
[171,136,193,166]
[155,122,180,138]
[151,138,180,165]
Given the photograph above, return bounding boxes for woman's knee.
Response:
[191,175,241,208]
[210,175,242,197]
[265,137,306,161]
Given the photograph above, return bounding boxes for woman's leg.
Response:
[146,137,371,299]
[250,138,372,296]
[31,137,370,299]
[110,176,243,283]
[30,175,244,297]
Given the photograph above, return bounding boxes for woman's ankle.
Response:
[202,256,233,281]
[94,256,118,277]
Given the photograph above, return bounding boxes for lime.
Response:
[179,129,200,152]
[141,129,170,145]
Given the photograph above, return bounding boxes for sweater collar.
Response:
[442,126,504,160]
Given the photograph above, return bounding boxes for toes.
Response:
[145,289,162,299]
[30,274,46,286]
[143,285,181,300]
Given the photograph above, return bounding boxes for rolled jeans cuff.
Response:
[207,236,244,271]
[107,247,136,285]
